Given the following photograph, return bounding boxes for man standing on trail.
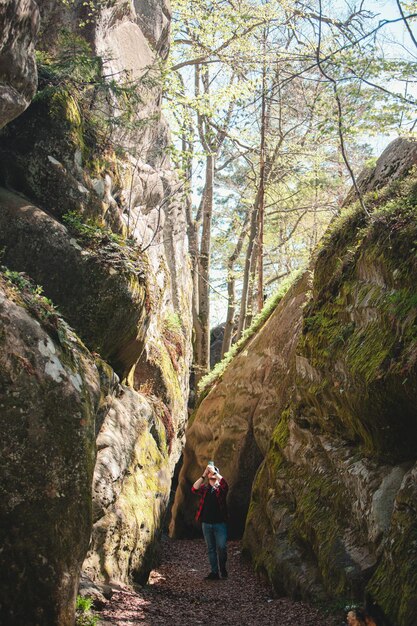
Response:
[192,462,229,580]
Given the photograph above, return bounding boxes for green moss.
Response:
[50,89,84,146]
[1,268,67,341]
[367,503,417,626]
[161,311,185,374]
[271,413,290,449]
[145,335,184,415]
[387,289,417,319]
[346,321,395,384]
[101,419,170,583]
[52,90,81,128]
[265,411,291,475]
[164,311,182,333]
[292,472,350,587]
[157,344,183,408]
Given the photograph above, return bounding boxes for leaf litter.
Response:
[98,538,336,626]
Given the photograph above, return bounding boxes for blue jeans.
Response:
[202,522,227,574]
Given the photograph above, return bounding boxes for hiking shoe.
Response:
[220,568,228,579]
[204,572,220,580]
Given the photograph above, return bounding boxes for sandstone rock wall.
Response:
[0,188,149,378]
[172,138,417,626]
[0,0,192,622]
[171,272,310,538]
[0,0,39,128]
[83,384,173,585]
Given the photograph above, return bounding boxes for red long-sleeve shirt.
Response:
[191,477,229,522]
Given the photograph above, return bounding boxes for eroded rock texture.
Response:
[0,188,149,378]
[0,278,100,625]
[0,0,191,622]
[0,0,39,128]
[173,138,417,626]
[84,383,172,584]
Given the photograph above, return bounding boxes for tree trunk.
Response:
[245,242,258,329]
[193,64,236,384]
[221,213,249,357]
[187,206,202,382]
[195,153,214,384]
[181,116,202,396]
[257,45,267,313]
[222,270,236,357]
[236,185,261,339]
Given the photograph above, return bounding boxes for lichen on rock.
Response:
[0,275,100,626]
[0,0,192,618]
[83,383,172,585]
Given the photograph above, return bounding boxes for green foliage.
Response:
[76,596,93,612]
[0,267,79,355]
[60,0,114,28]
[35,30,148,161]
[198,268,304,396]
[3,269,42,295]
[75,596,98,626]
[62,211,124,245]
[2,267,58,321]
[35,34,102,97]
[62,212,150,283]
[168,0,417,348]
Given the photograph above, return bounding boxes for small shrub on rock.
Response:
[75,596,98,626]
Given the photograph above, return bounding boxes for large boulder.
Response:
[0,275,100,625]
[0,94,113,224]
[0,0,192,602]
[244,142,417,625]
[0,0,39,128]
[0,187,149,379]
[83,384,172,584]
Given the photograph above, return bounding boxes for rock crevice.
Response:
[172,138,417,626]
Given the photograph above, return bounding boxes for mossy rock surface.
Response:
[297,168,417,462]
[0,277,100,626]
[0,187,149,378]
[242,142,417,625]
[0,88,105,220]
[366,463,417,626]
[83,385,171,585]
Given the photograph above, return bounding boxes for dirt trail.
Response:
[98,538,336,626]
